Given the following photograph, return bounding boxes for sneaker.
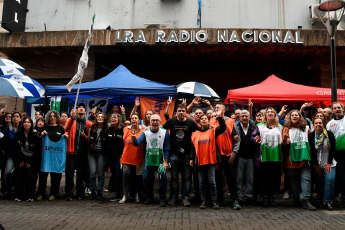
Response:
[48,195,56,201]
[212,201,220,210]
[326,202,334,211]
[160,199,166,207]
[283,191,290,199]
[119,195,127,204]
[65,195,72,201]
[200,200,206,209]
[27,198,34,202]
[77,195,85,200]
[233,200,241,210]
[85,187,91,194]
[168,196,177,206]
[135,193,140,203]
[36,195,43,201]
[14,197,21,202]
[182,198,191,207]
[110,193,122,202]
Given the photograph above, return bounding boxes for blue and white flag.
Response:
[197,0,202,26]
[41,135,67,173]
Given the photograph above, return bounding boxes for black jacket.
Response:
[14,130,40,164]
[88,124,108,155]
[105,125,124,156]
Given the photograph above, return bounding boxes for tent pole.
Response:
[74,79,82,110]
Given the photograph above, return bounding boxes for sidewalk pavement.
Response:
[1,173,345,230]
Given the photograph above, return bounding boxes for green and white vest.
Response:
[327,117,345,151]
[289,126,311,162]
[144,128,166,167]
[258,124,283,162]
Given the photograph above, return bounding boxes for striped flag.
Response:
[66,14,95,92]
[197,0,202,26]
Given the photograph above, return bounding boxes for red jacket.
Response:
[64,117,93,154]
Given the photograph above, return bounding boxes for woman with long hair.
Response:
[88,112,107,200]
[37,111,66,201]
[13,117,39,201]
[309,116,336,210]
[32,117,46,198]
[2,111,21,199]
[119,112,145,204]
[106,113,125,202]
[251,107,283,207]
[282,109,316,210]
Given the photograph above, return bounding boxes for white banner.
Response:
[66,14,95,92]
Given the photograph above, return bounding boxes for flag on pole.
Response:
[66,14,95,92]
[197,0,202,26]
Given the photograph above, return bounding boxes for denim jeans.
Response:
[170,154,191,199]
[143,165,167,200]
[198,164,217,202]
[105,155,122,194]
[336,156,345,198]
[236,157,254,199]
[286,165,312,199]
[88,150,105,192]
[5,156,14,193]
[317,166,336,202]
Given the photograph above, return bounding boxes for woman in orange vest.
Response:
[119,113,145,204]
[190,109,226,210]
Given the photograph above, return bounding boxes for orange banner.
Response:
[140,96,175,125]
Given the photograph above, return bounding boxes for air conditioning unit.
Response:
[144,24,170,29]
[309,4,327,24]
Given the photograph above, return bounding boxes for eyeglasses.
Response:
[97,116,104,119]
[5,116,11,118]
[151,119,160,122]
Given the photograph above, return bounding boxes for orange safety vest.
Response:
[192,128,217,166]
[212,118,234,156]
[120,127,145,166]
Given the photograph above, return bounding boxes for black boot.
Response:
[262,196,268,207]
[302,199,316,211]
[269,196,277,207]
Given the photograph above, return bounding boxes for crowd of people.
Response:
[0,97,344,211]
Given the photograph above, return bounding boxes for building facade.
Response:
[0,0,345,100]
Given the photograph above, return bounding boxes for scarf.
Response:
[315,129,330,150]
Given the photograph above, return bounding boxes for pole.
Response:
[74,79,82,110]
[330,36,337,102]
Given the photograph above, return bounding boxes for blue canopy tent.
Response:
[45,65,177,99]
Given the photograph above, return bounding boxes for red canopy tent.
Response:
[224,74,345,104]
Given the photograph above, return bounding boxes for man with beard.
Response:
[132,114,171,207]
[326,102,345,207]
[64,103,93,201]
[163,104,199,207]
